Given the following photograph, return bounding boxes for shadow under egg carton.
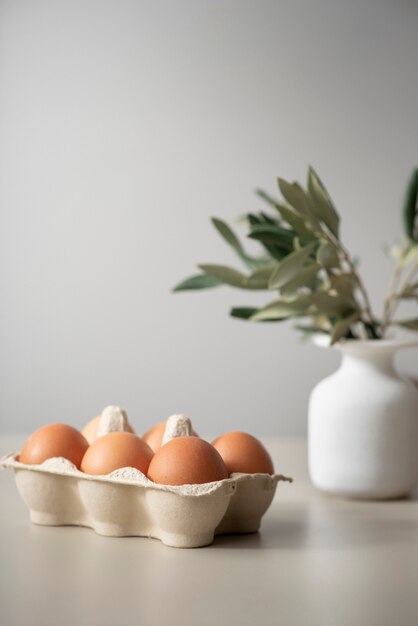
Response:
[0,453,292,548]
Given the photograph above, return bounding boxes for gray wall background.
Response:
[1,0,418,437]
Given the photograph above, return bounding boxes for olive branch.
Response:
[174,168,418,344]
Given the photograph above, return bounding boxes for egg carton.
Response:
[0,410,292,548]
[1,453,291,547]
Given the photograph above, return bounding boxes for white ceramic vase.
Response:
[308,337,418,499]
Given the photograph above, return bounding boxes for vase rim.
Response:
[313,333,418,351]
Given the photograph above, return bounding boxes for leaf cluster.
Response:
[174,167,418,343]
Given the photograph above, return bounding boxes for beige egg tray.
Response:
[1,410,292,548]
[0,453,291,548]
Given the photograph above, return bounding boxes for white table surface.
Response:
[1,435,418,626]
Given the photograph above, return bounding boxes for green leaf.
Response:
[211,217,264,269]
[307,167,340,237]
[256,190,315,238]
[248,223,295,247]
[173,273,222,292]
[262,245,289,261]
[280,263,321,296]
[247,264,277,288]
[311,292,356,317]
[328,273,356,298]
[230,307,259,320]
[246,215,294,260]
[198,265,248,288]
[278,178,322,231]
[317,241,340,268]
[276,205,315,238]
[278,179,310,216]
[396,318,418,330]
[330,313,359,345]
[247,213,262,225]
[259,211,276,224]
[294,324,329,335]
[250,295,314,321]
[269,242,317,290]
[198,264,269,290]
[211,217,243,253]
[402,169,418,242]
[248,225,295,261]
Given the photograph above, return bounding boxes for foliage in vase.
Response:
[174,168,418,344]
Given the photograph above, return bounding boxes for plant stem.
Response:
[381,259,403,337]
[401,258,418,289]
[381,257,418,335]
[324,230,377,335]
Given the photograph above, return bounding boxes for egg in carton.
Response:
[0,407,292,548]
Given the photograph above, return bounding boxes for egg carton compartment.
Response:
[1,453,291,548]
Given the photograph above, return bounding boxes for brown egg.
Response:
[142,422,166,452]
[19,423,89,469]
[147,436,228,485]
[82,415,134,445]
[81,416,102,444]
[211,431,274,475]
[81,432,153,475]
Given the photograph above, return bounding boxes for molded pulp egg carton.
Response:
[0,409,292,548]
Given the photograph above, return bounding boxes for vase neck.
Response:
[339,348,397,377]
